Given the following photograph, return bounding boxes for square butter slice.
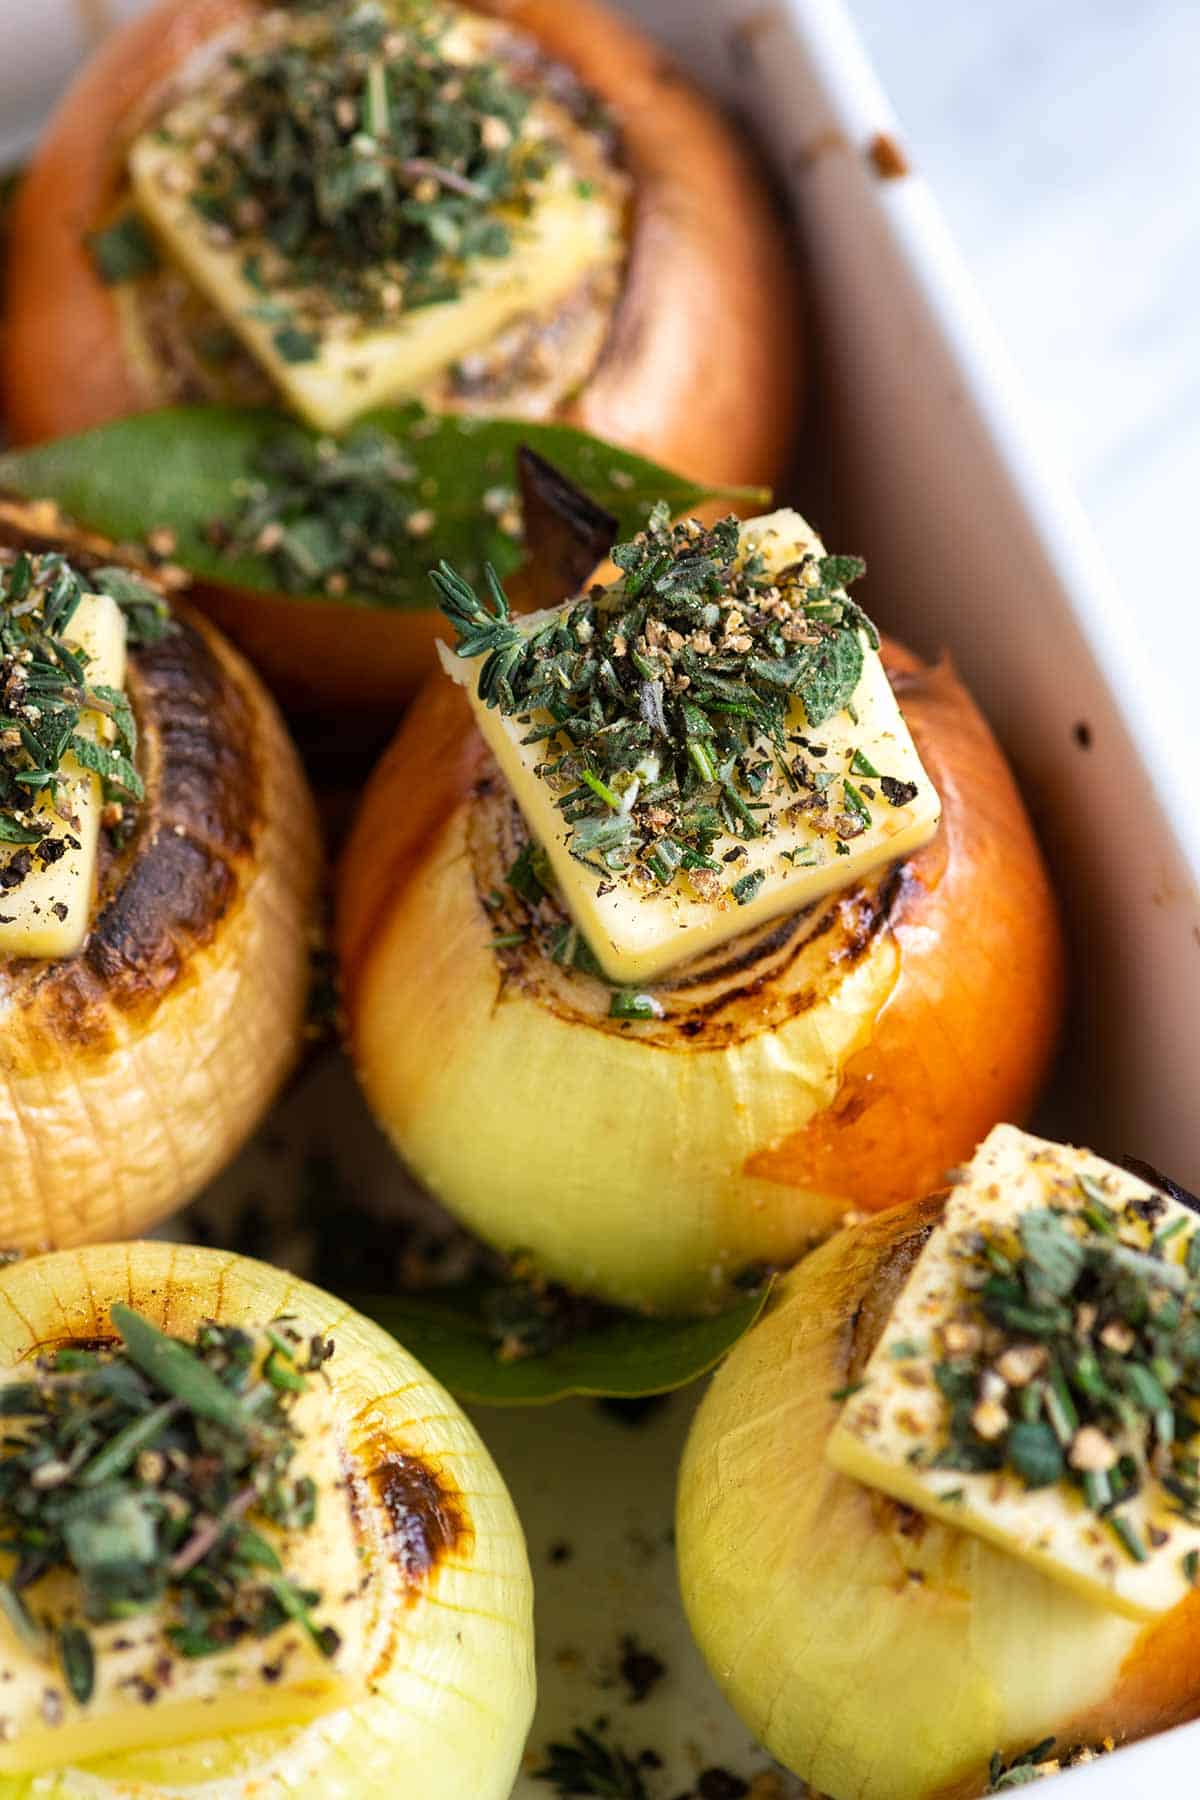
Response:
[0,592,126,962]
[0,1339,389,1777]
[129,18,623,442]
[827,1124,1200,1622]
[442,509,941,985]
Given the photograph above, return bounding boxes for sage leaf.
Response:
[1017,1209,1085,1302]
[794,626,864,728]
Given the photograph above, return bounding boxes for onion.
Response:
[676,1198,1200,1800]
[0,510,321,1248]
[2,0,802,710]
[0,1239,535,1798]
[336,639,1064,1314]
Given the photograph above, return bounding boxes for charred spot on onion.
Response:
[465,773,904,1052]
[368,1448,470,1587]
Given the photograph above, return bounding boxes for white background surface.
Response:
[850,0,1199,748]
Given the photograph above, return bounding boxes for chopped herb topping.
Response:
[435,506,890,908]
[0,553,164,868]
[86,211,160,285]
[878,774,919,808]
[208,422,508,599]
[0,1307,337,1702]
[159,0,559,335]
[928,1180,1200,1553]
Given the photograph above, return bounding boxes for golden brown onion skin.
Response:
[3,0,802,711]
[0,583,320,1250]
[677,1200,1200,1800]
[335,641,1064,1313]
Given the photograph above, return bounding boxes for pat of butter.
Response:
[0,1342,385,1776]
[128,112,622,435]
[827,1124,1200,1622]
[0,593,126,962]
[442,509,941,985]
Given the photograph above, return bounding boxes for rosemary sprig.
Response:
[431,558,525,703]
[436,505,883,907]
[0,1308,337,1704]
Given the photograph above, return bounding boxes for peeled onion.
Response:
[336,639,1064,1314]
[0,1239,535,1799]
[676,1199,1200,1800]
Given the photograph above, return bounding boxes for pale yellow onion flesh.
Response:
[674,1202,1200,1800]
[353,791,900,1315]
[0,1241,536,1800]
[0,609,320,1251]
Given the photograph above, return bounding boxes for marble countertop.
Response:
[851,0,1199,741]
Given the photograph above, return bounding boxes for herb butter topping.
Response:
[0,1309,338,1710]
[0,558,141,851]
[828,1124,1200,1620]
[125,1,626,429]
[0,554,166,953]
[436,506,941,985]
[155,0,558,343]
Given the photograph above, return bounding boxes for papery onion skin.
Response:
[0,584,321,1251]
[2,0,802,711]
[0,1240,536,1800]
[336,641,1064,1315]
[676,1200,1200,1800]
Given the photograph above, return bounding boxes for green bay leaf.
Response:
[354,1282,771,1406]
[0,405,766,614]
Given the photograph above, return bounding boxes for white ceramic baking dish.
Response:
[2,0,1197,1793]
